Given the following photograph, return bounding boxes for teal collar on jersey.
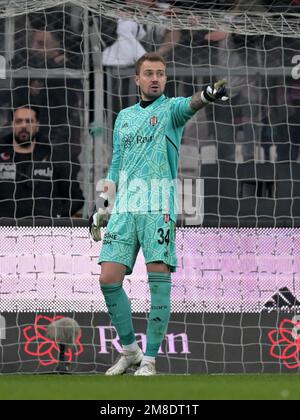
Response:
[139,94,166,109]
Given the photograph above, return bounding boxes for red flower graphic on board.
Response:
[23,315,83,366]
[269,318,300,369]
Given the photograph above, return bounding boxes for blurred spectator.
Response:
[101,0,180,67]
[19,30,65,68]
[166,29,208,68]
[0,107,84,219]
[11,28,83,160]
[202,30,264,162]
[14,3,83,70]
[283,83,300,161]
[266,0,300,13]
[102,19,146,68]
[12,28,82,69]
[136,0,181,58]
[261,82,300,162]
[12,76,82,160]
[101,0,180,113]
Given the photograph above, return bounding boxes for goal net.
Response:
[0,0,300,374]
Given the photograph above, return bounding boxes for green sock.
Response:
[101,283,136,346]
[145,272,171,357]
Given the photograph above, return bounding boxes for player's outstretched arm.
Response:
[190,79,229,111]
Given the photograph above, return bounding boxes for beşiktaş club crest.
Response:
[150,116,158,126]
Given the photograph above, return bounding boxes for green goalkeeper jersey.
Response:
[106,94,197,222]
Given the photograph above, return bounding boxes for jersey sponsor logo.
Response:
[136,135,154,145]
[123,134,154,148]
[264,287,300,311]
[33,167,53,178]
[150,116,158,126]
[0,163,16,180]
[98,326,190,355]
[123,135,134,149]
[103,232,118,245]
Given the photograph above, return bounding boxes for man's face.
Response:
[136,60,167,101]
[31,31,60,59]
[13,108,39,146]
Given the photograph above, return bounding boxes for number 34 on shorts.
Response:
[138,213,177,272]
[158,214,173,245]
[98,212,178,274]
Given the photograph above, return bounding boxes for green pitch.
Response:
[0,375,299,400]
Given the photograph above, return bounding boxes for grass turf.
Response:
[0,375,299,400]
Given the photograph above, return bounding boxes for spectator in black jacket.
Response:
[11,28,83,160]
[0,106,84,219]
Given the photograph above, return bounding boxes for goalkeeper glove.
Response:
[201,79,229,103]
[89,194,109,242]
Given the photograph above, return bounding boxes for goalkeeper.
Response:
[90,52,228,376]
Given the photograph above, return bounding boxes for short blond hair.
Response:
[136,52,166,75]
